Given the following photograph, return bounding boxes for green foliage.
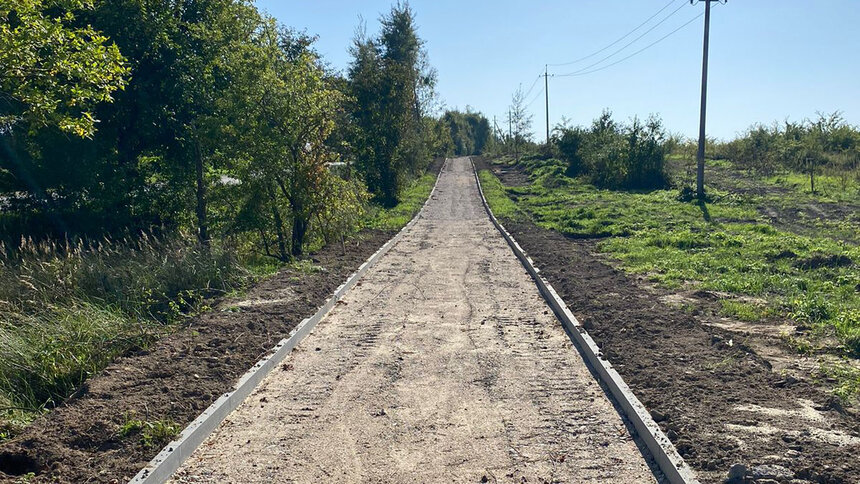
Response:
[441,109,492,156]
[715,112,860,188]
[0,303,142,411]
[348,3,436,207]
[0,0,445,441]
[554,111,669,190]
[366,172,436,231]
[477,170,525,221]
[118,414,181,448]
[0,234,248,433]
[720,300,774,322]
[314,176,371,249]
[0,0,129,137]
[819,363,860,404]
[228,28,353,257]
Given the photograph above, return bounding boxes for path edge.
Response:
[128,160,447,484]
[470,157,699,484]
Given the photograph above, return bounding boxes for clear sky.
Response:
[256,1,859,141]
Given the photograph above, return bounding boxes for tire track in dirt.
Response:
[171,158,657,483]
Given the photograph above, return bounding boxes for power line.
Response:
[525,85,545,109]
[555,1,688,76]
[522,74,542,99]
[548,0,680,67]
[555,12,703,78]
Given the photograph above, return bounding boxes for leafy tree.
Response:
[0,0,128,137]
[508,87,533,162]
[233,24,351,257]
[348,3,435,207]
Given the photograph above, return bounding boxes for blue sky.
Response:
[256,1,859,141]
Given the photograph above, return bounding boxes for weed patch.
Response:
[0,236,249,439]
[118,414,181,449]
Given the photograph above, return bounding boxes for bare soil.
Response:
[172,158,657,483]
[478,159,860,483]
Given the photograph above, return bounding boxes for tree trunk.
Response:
[267,184,289,261]
[195,140,209,247]
[291,213,308,257]
[272,203,289,261]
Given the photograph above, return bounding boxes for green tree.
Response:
[0,0,128,137]
[348,3,434,207]
[235,24,351,257]
[508,87,533,162]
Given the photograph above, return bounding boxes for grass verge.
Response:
[365,172,437,231]
[479,154,860,402]
[0,236,249,439]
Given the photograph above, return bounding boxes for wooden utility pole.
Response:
[694,0,723,199]
[508,110,513,156]
[544,65,550,144]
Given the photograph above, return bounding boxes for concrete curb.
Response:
[129,160,446,484]
[470,158,699,484]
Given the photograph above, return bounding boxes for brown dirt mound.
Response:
[0,229,396,483]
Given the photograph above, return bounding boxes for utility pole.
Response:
[508,110,513,156]
[544,65,550,144]
[693,0,723,199]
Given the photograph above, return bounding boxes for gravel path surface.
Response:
[172,157,656,483]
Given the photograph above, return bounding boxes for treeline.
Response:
[713,112,860,182]
[0,0,496,432]
[440,110,493,156]
[0,0,491,259]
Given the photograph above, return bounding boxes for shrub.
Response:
[554,111,669,190]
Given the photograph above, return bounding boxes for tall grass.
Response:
[0,233,248,437]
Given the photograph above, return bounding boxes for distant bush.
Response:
[554,111,670,190]
[716,112,860,181]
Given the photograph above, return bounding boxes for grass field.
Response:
[480,154,860,400]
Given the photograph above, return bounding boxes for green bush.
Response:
[716,112,860,184]
[554,111,669,190]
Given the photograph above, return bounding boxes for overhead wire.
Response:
[521,74,542,99]
[555,12,704,78]
[547,0,680,67]
[555,1,688,76]
[525,85,545,109]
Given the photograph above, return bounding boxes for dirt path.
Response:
[172,158,656,483]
